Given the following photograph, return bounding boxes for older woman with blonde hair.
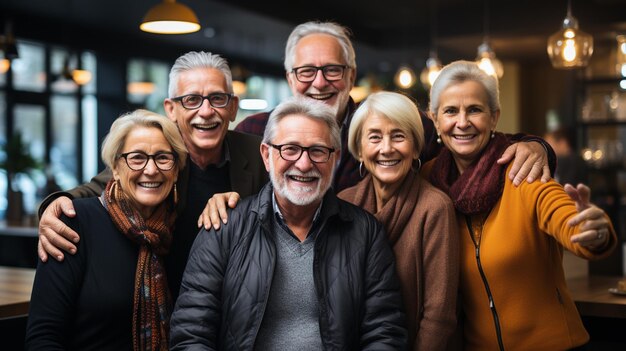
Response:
[26,109,187,350]
[424,60,616,350]
[338,91,459,350]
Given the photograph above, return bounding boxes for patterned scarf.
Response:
[344,170,421,245]
[429,132,510,215]
[100,179,176,351]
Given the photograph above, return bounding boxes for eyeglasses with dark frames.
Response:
[267,143,335,163]
[171,93,234,110]
[117,151,177,171]
[291,65,348,83]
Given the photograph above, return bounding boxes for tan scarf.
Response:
[101,179,176,351]
[428,132,509,215]
[347,170,422,244]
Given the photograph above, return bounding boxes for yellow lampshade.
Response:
[232,80,247,96]
[546,4,593,69]
[0,58,9,74]
[72,69,92,85]
[140,0,201,34]
[127,81,156,95]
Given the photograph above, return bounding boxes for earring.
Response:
[412,158,422,173]
[359,161,366,178]
[108,179,120,203]
[173,183,178,205]
[436,134,442,144]
[491,130,495,139]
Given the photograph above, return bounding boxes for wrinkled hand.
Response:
[565,183,610,250]
[197,192,241,230]
[497,141,550,186]
[38,196,79,262]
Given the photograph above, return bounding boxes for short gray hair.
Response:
[284,21,356,72]
[168,51,233,98]
[263,97,341,151]
[429,60,500,116]
[349,91,425,160]
[101,109,187,171]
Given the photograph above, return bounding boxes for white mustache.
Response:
[285,169,321,179]
[190,116,221,125]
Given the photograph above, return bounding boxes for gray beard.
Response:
[268,152,333,206]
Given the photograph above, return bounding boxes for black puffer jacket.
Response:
[170,183,407,350]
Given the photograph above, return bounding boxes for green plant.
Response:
[0,132,41,178]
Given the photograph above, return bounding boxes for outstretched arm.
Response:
[565,183,614,252]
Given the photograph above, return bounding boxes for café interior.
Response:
[1,0,626,349]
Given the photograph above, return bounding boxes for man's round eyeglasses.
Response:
[117,151,177,171]
[171,93,233,110]
[267,143,335,163]
[291,65,348,83]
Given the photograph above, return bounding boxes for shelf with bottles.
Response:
[580,138,624,170]
[580,82,626,123]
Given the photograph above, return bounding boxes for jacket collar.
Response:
[253,182,352,229]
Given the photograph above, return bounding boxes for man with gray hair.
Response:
[36,51,268,297]
[170,96,407,350]
[235,20,555,193]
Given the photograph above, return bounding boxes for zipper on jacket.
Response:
[250,222,277,348]
[465,215,505,351]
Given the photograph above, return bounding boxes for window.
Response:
[0,40,98,221]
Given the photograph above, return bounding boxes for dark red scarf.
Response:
[429,132,510,215]
[100,179,176,351]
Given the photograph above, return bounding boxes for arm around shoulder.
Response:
[37,168,111,218]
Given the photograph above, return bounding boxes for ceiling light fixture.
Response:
[547,0,593,69]
[0,58,9,74]
[420,53,442,88]
[140,0,201,34]
[1,20,19,74]
[395,65,416,89]
[57,55,92,86]
[617,35,626,77]
[476,0,503,78]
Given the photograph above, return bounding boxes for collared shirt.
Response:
[271,192,323,242]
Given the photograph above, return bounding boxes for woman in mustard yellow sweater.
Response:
[423,60,617,351]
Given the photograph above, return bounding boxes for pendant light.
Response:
[616,35,626,77]
[57,55,92,86]
[476,0,503,78]
[395,66,416,89]
[140,0,201,34]
[420,53,442,88]
[420,0,442,88]
[546,0,593,69]
[1,20,19,74]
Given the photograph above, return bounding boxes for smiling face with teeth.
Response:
[112,126,178,219]
[287,34,355,121]
[262,114,338,211]
[164,67,238,168]
[359,113,418,198]
[433,80,500,173]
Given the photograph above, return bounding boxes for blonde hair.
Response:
[348,91,424,159]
